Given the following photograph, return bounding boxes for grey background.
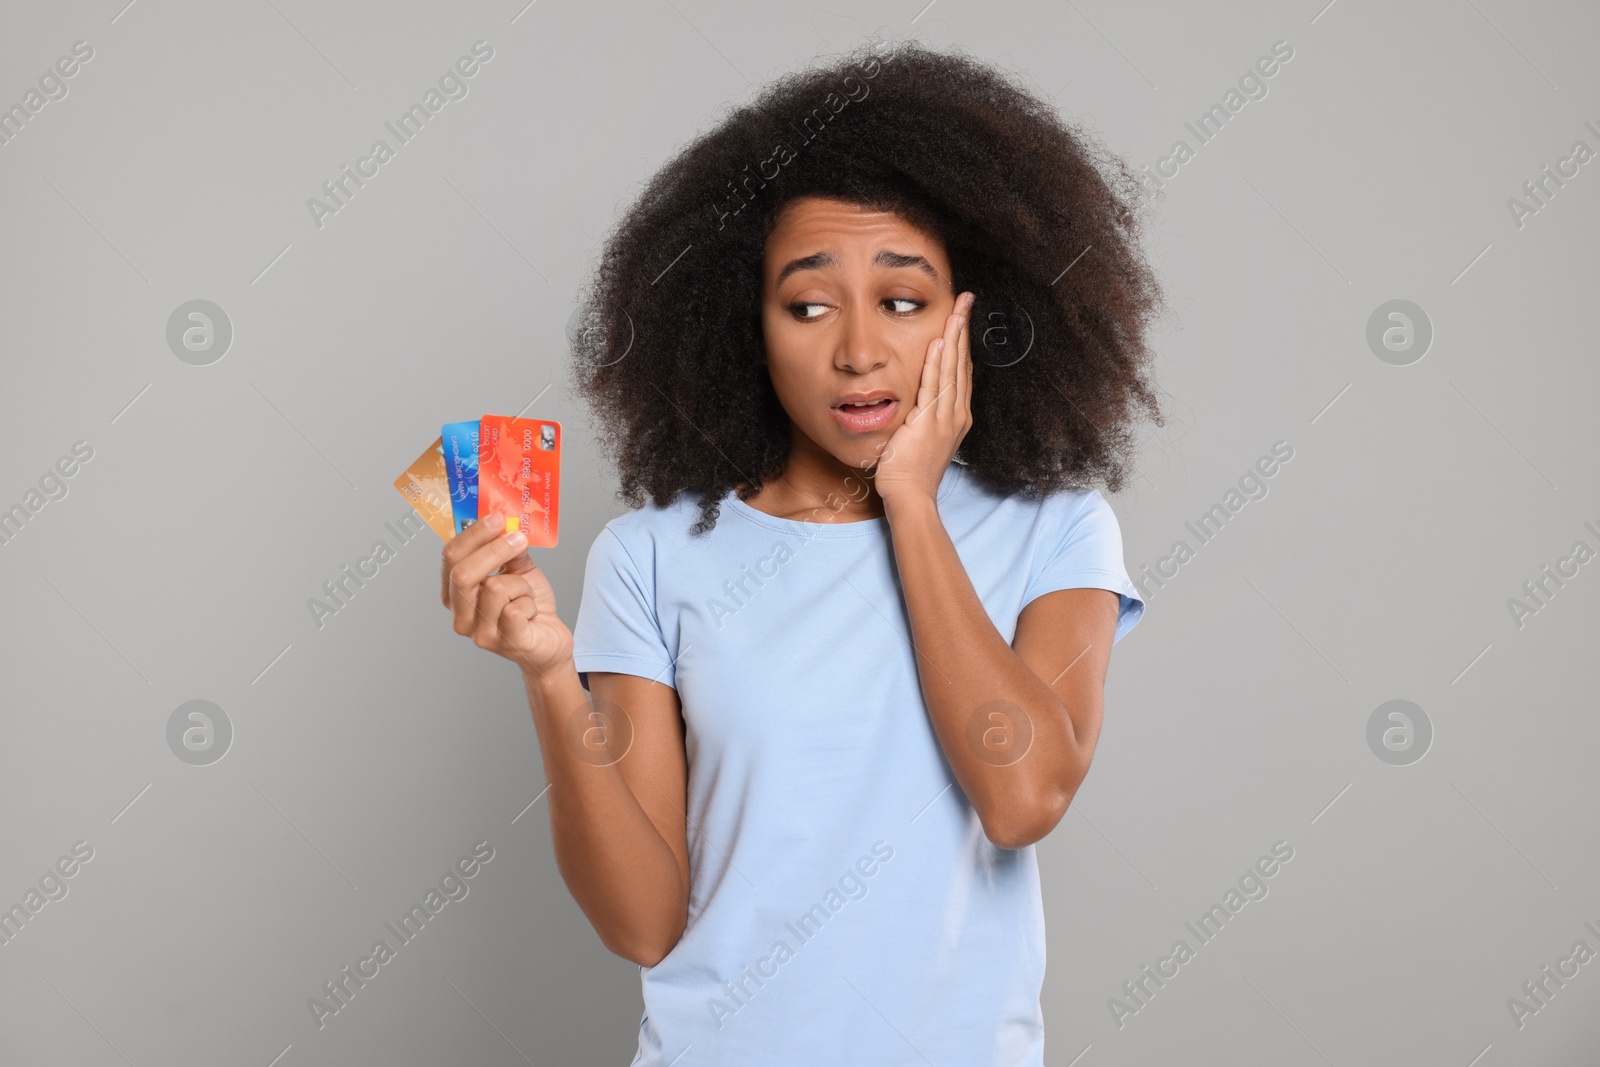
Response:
[2,0,1597,1064]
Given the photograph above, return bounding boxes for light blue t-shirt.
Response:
[571,460,1144,1067]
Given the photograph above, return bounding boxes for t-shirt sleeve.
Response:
[1021,490,1145,644]
[570,523,677,691]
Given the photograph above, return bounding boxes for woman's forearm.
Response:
[884,493,1091,848]
[520,663,688,966]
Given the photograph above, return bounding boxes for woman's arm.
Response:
[522,666,690,967]
[440,516,689,966]
[885,497,1119,849]
[873,291,1120,849]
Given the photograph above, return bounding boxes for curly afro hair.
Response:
[569,37,1166,536]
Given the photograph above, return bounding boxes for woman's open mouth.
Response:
[831,397,897,433]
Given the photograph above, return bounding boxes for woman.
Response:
[440,38,1164,1067]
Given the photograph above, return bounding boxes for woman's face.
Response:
[760,196,956,473]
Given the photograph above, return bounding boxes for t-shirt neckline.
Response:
[723,461,965,539]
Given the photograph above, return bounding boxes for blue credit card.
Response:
[441,420,480,534]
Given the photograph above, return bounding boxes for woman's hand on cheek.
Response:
[872,291,975,508]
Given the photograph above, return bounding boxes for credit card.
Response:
[441,420,481,535]
[392,436,455,542]
[477,415,560,547]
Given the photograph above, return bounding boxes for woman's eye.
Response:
[787,298,922,319]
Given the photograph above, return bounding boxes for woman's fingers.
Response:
[914,333,940,419]
[440,511,506,606]
[448,523,528,636]
[956,294,972,430]
[433,508,569,675]
[499,548,537,576]
[474,573,527,648]
[938,292,972,421]
[497,594,538,649]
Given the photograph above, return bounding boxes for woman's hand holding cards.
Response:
[440,512,572,675]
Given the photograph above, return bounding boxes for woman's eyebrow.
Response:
[774,249,939,287]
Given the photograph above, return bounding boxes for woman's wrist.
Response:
[520,657,581,712]
[521,655,577,687]
[881,487,940,526]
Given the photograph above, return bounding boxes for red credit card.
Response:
[476,415,560,547]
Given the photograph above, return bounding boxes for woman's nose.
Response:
[834,306,890,374]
